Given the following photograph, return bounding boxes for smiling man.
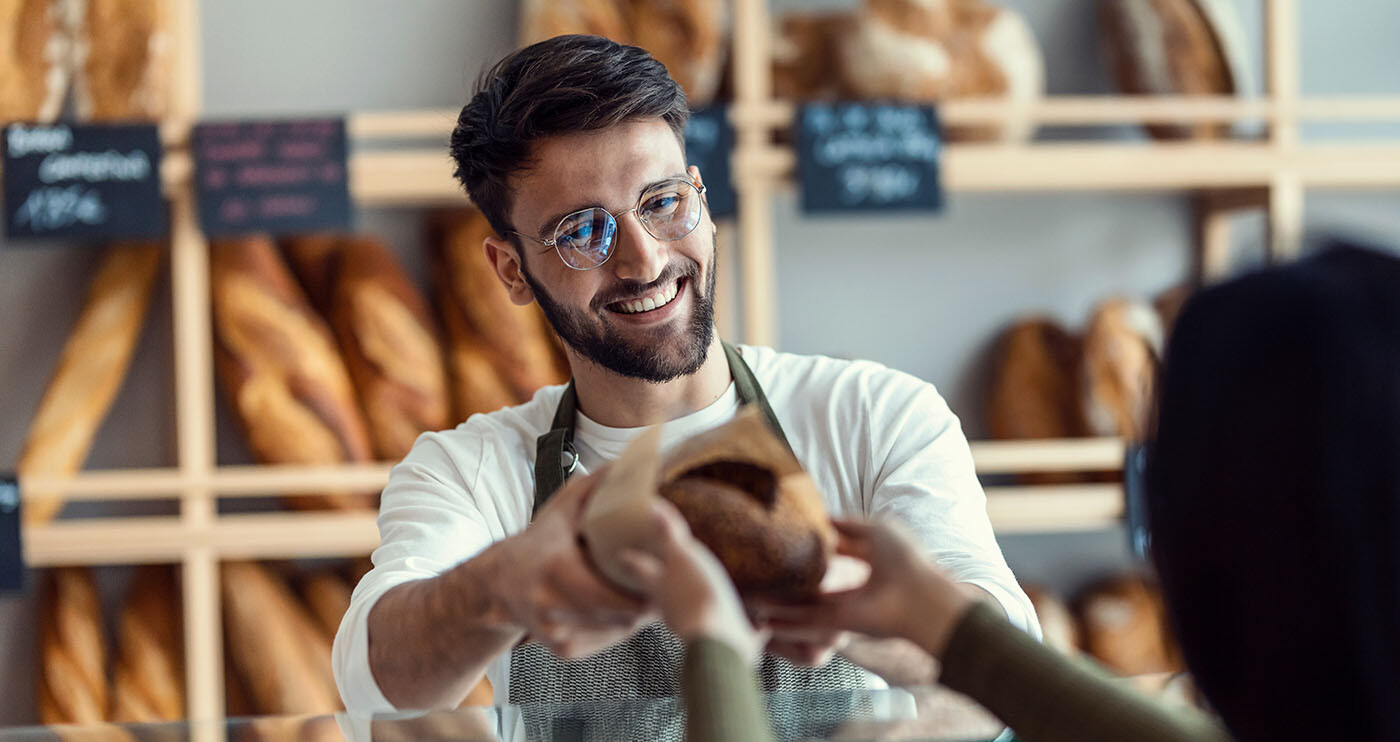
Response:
[332,34,1037,715]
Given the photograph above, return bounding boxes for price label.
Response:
[193,118,353,237]
[797,103,944,214]
[3,123,167,241]
[684,106,736,219]
[0,474,22,591]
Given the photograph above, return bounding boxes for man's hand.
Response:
[492,469,654,658]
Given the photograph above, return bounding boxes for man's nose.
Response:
[607,210,667,284]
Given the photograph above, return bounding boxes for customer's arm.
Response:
[776,520,1233,742]
[619,503,776,742]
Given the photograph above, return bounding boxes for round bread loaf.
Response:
[660,461,831,597]
[1075,573,1184,676]
[657,409,836,599]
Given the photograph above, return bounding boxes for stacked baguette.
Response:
[284,234,451,460]
[432,210,569,420]
[38,566,184,725]
[209,235,377,511]
[18,243,164,525]
[0,0,170,124]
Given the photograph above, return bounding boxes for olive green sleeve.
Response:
[939,603,1235,742]
[683,638,776,742]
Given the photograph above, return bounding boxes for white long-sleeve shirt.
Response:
[333,345,1039,713]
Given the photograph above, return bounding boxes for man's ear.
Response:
[687,165,705,198]
[483,234,535,306]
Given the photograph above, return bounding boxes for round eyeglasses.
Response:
[509,178,708,270]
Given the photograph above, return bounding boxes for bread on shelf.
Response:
[209,235,376,511]
[220,561,341,715]
[985,318,1087,441]
[297,569,353,643]
[1081,297,1163,441]
[433,210,569,403]
[774,0,1045,142]
[1098,0,1248,139]
[38,567,108,725]
[519,0,729,105]
[71,0,170,121]
[1075,573,1184,676]
[18,243,163,525]
[111,565,184,722]
[0,0,71,123]
[285,234,452,460]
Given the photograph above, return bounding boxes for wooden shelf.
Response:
[20,439,1130,568]
[985,484,1124,533]
[969,437,1126,473]
[24,511,380,567]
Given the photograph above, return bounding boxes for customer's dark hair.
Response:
[1147,241,1400,742]
[449,34,689,240]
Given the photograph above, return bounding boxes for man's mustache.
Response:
[592,261,700,309]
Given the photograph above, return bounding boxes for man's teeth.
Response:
[616,281,681,314]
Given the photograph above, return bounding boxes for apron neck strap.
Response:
[532,342,789,513]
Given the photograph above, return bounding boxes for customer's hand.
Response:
[762,519,973,657]
[619,500,767,662]
[492,469,654,658]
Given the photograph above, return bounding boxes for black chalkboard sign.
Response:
[1123,443,1152,561]
[797,103,943,214]
[3,123,167,241]
[684,106,736,219]
[0,474,22,592]
[193,118,352,237]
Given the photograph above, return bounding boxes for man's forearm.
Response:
[367,540,525,710]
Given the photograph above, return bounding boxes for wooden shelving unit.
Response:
[14,0,1399,724]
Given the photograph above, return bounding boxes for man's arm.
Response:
[360,470,652,711]
[367,540,524,710]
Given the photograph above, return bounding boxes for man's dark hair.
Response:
[449,34,689,241]
[1147,241,1400,741]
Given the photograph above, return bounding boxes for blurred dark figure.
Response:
[1148,240,1400,741]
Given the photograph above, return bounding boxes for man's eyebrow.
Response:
[532,174,690,237]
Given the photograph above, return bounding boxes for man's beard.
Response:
[520,240,717,384]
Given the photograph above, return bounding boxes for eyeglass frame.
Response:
[506,176,708,271]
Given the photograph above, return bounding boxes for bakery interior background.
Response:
[2,0,1400,727]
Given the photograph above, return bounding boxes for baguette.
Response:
[0,0,70,122]
[220,561,340,715]
[110,565,184,722]
[18,243,163,525]
[209,235,376,511]
[298,569,352,643]
[285,235,451,460]
[434,210,568,400]
[38,567,108,725]
[71,0,170,121]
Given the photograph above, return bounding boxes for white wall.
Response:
[2,0,1399,726]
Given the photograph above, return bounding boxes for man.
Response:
[332,34,1037,715]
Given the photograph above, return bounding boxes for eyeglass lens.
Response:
[554,180,703,269]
